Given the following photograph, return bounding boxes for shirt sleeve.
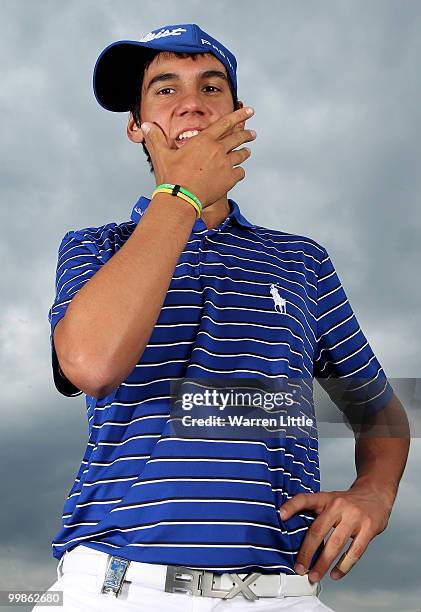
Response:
[48,230,104,397]
[314,246,393,416]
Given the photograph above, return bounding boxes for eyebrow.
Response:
[145,70,228,93]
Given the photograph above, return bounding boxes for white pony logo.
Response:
[270,284,287,314]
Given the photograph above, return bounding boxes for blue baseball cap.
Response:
[93,23,238,112]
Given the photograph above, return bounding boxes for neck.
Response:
[201,195,230,230]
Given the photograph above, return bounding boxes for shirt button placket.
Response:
[197,233,210,277]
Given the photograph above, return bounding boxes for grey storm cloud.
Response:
[1,1,420,611]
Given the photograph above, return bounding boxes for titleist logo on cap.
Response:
[139,27,187,42]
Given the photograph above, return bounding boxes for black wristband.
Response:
[172,184,181,196]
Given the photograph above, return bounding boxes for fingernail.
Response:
[295,563,305,575]
[308,571,319,583]
[331,569,342,580]
[279,509,287,519]
[250,130,256,138]
[245,107,254,116]
[141,122,150,134]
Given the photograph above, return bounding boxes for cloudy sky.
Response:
[1,1,420,611]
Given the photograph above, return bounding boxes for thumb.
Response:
[141,121,170,149]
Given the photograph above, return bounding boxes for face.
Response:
[127,52,244,148]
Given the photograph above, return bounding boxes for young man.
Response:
[39,23,409,612]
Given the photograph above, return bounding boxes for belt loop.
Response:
[279,573,286,597]
[56,551,66,581]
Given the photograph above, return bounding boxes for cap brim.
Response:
[93,41,152,112]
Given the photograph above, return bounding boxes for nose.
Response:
[175,91,207,116]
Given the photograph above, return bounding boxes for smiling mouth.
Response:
[174,131,201,147]
[174,124,240,148]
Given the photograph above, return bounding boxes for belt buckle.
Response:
[210,572,262,600]
[165,566,261,600]
[165,566,203,596]
[101,555,130,597]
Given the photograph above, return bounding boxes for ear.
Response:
[127,112,144,144]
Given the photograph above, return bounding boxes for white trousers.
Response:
[31,546,335,612]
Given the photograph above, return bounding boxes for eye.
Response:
[156,85,222,95]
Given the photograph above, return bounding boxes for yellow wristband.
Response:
[152,187,201,219]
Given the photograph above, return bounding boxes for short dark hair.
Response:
[128,50,240,174]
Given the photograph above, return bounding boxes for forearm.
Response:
[349,393,410,509]
[62,192,196,397]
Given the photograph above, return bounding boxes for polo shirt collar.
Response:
[130,195,255,230]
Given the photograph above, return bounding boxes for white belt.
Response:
[58,544,321,600]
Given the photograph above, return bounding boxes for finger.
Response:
[331,531,370,580]
[279,492,325,521]
[206,106,254,141]
[306,526,352,583]
[232,165,246,182]
[223,129,256,154]
[228,146,251,167]
[140,121,170,150]
[294,513,339,576]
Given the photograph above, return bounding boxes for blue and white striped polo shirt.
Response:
[48,195,393,573]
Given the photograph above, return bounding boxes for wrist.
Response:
[150,191,198,222]
[159,181,207,209]
[153,184,203,218]
[349,476,397,510]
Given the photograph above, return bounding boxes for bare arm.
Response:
[55,192,196,398]
[55,106,256,398]
[278,391,411,582]
[348,391,411,509]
